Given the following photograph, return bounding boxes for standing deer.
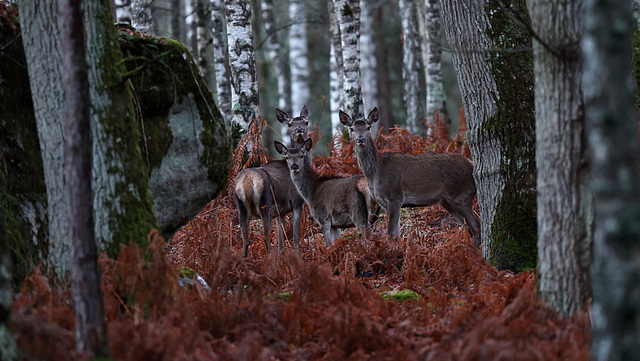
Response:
[233,106,310,257]
[274,138,378,246]
[340,108,481,248]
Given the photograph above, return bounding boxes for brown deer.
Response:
[274,138,379,246]
[233,106,311,257]
[339,108,481,248]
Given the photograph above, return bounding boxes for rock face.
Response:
[119,30,232,235]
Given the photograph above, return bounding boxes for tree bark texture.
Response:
[131,0,153,33]
[211,0,232,127]
[327,0,344,132]
[114,0,132,23]
[0,173,16,361]
[529,0,591,318]
[59,0,107,354]
[225,0,261,128]
[333,0,363,120]
[440,0,537,271]
[20,0,72,278]
[289,0,310,127]
[399,0,426,137]
[360,0,378,114]
[422,0,447,124]
[84,0,158,256]
[583,0,640,359]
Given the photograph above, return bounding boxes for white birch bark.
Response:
[20,0,71,278]
[288,0,309,144]
[333,0,363,120]
[225,0,261,128]
[422,0,447,124]
[360,0,378,114]
[211,0,232,127]
[114,0,132,23]
[131,0,153,34]
[327,0,344,132]
[400,0,426,137]
[185,0,197,51]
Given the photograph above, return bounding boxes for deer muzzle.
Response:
[355,136,366,146]
[290,163,300,174]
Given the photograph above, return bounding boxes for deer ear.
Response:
[275,108,289,124]
[274,141,287,155]
[302,138,313,152]
[367,107,379,125]
[339,110,352,127]
[300,105,309,119]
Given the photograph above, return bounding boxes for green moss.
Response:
[0,5,48,289]
[277,292,291,302]
[117,28,231,189]
[179,267,197,279]
[380,289,420,302]
[484,1,537,272]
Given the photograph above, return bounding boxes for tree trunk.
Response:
[59,0,107,354]
[185,0,197,51]
[583,0,640,358]
[289,0,309,142]
[360,0,378,114]
[327,0,344,132]
[422,0,447,125]
[0,174,16,360]
[211,0,232,127]
[373,5,393,134]
[225,0,261,129]
[84,0,158,256]
[196,0,213,88]
[439,0,537,271]
[400,0,426,137]
[333,0,363,120]
[114,0,132,23]
[529,0,591,318]
[20,0,72,278]
[131,0,153,33]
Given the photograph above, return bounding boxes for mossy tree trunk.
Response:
[584,0,640,358]
[529,0,591,318]
[439,0,537,271]
[20,0,158,278]
[84,0,158,257]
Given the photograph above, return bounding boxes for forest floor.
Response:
[11,117,591,360]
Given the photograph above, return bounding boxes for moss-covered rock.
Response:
[380,289,420,302]
[118,29,232,234]
[0,4,48,289]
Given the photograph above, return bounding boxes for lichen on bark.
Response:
[483,0,537,271]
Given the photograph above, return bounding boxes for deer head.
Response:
[340,107,379,147]
[276,105,310,144]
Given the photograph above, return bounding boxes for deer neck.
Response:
[355,139,381,180]
[291,156,317,202]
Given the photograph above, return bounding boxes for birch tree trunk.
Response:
[440,0,537,271]
[196,0,213,87]
[333,0,363,120]
[360,0,378,114]
[114,0,132,23]
[84,0,158,256]
[211,0,232,127]
[185,0,197,51]
[131,0,153,33]
[20,0,71,277]
[422,0,447,124]
[373,5,393,133]
[171,0,184,43]
[400,0,426,136]
[288,0,309,142]
[583,0,640,358]
[529,0,591,318]
[225,0,261,128]
[327,0,344,132]
[59,0,106,354]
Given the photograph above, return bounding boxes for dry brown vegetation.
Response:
[11,112,590,360]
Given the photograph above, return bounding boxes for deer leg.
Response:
[321,222,335,247]
[276,215,286,252]
[238,203,251,258]
[260,209,272,254]
[291,204,302,254]
[385,203,402,240]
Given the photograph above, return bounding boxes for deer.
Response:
[233,106,311,257]
[339,107,482,248]
[274,138,379,246]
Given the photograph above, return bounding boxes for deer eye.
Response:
[367,125,371,130]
